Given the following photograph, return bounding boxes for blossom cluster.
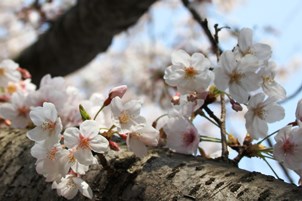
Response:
[164,28,285,142]
[1,26,302,198]
[0,61,159,199]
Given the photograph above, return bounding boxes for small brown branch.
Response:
[203,105,221,125]
[181,0,222,56]
[220,94,229,160]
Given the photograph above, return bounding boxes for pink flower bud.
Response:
[17,67,31,79]
[109,85,127,99]
[296,99,302,121]
[104,85,128,106]
[230,99,243,112]
[109,140,120,151]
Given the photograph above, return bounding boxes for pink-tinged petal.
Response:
[27,126,47,142]
[241,72,260,91]
[73,177,93,199]
[239,54,259,71]
[64,127,80,148]
[89,135,108,153]
[274,126,291,142]
[57,179,78,200]
[246,117,268,139]
[238,28,253,53]
[229,83,249,104]
[80,120,99,138]
[74,149,94,166]
[214,68,229,91]
[273,141,286,163]
[31,142,48,159]
[43,102,58,122]
[263,81,286,100]
[171,49,190,66]
[110,97,124,115]
[297,100,302,121]
[265,104,285,123]
[29,107,45,126]
[71,162,89,175]
[0,103,16,119]
[125,99,143,115]
[11,116,30,128]
[219,51,237,72]
[137,125,159,147]
[45,133,61,146]
[127,136,147,158]
[109,85,127,99]
[191,53,210,70]
[35,159,45,175]
[291,127,302,145]
[252,43,272,61]
[164,65,185,87]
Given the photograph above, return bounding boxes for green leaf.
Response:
[79,104,91,121]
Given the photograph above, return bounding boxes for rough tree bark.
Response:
[15,0,157,84]
[1,128,302,201]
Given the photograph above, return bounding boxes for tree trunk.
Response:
[15,0,157,84]
[1,128,302,201]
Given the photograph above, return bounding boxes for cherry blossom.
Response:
[164,116,199,154]
[52,174,93,200]
[214,50,260,103]
[27,74,68,110]
[31,142,65,182]
[244,93,285,139]
[63,120,109,165]
[273,126,302,170]
[0,59,21,87]
[57,148,90,175]
[234,27,272,62]
[258,61,286,100]
[126,124,159,158]
[110,97,146,133]
[27,102,62,145]
[0,91,31,128]
[164,49,214,94]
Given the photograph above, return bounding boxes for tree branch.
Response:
[15,0,158,84]
[181,0,222,56]
[1,128,302,200]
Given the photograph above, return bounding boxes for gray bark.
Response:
[15,0,157,84]
[1,128,302,200]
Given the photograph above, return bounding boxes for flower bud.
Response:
[17,67,31,79]
[104,85,127,106]
[109,140,120,151]
[230,98,243,112]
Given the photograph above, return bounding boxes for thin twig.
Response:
[181,0,222,56]
[220,94,229,160]
[203,105,221,125]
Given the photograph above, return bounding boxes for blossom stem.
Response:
[152,114,168,128]
[220,94,229,160]
[93,104,106,120]
[202,105,221,125]
[257,129,279,145]
[200,113,219,127]
[200,135,221,143]
[262,157,280,180]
